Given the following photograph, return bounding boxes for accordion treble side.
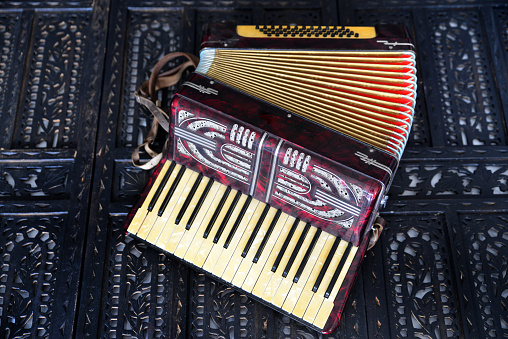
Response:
[125,22,416,334]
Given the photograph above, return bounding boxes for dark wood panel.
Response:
[0,0,507,338]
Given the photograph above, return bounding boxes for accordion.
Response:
[125,21,416,334]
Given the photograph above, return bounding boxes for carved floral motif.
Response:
[120,11,182,148]
[0,164,70,198]
[15,12,89,149]
[430,10,505,146]
[190,272,254,338]
[391,163,508,197]
[102,220,185,338]
[382,215,460,338]
[0,216,61,338]
[457,214,508,338]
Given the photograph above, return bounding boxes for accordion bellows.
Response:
[196,25,416,160]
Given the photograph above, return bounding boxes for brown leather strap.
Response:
[147,52,199,101]
[367,216,385,250]
[132,52,199,170]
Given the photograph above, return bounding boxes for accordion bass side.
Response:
[125,22,416,334]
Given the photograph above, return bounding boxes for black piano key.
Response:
[148,161,176,212]
[241,204,270,258]
[175,172,203,224]
[223,195,252,249]
[253,209,282,263]
[186,178,214,230]
[271,218,300,272]
[157,165,186,216]
[203,186,231,238]
[282,222,311,278]
[293,228,322,283]
[312,237,341,293]
[324,243,352,298]
[213,190,242,243]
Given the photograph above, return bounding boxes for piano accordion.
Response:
[125,21,416,334]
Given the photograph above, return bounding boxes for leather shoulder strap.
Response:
[132,52,199,170]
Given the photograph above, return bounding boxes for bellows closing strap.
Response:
[132,52,199,170]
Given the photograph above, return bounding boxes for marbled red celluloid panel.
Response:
[179,73,397,187]
[169,93,383,245]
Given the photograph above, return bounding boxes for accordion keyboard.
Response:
[127,160,359,328]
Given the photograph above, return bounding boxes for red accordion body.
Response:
[125,21,416,333]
